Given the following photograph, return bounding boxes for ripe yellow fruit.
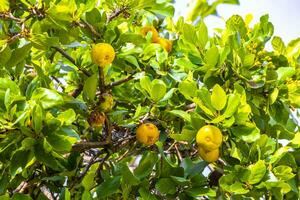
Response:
[157,38,172,53]
[91,43,115,67]
[136,123,159,146]
[140,26,159,42]
[99,93,114,112]
[198,146,219,163]
[196,125,222,151]
[88,111,105,127]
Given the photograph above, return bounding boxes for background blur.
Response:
[174,0,300,43]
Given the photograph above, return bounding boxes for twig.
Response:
[72,141,110,152]
[51,75,65,91]
[96,152,110,175]
[70,150,105,189]
[98,67,105,93]
[107,7,128,22]
[0,12,23,23]
[40,185,55,200]
[68,84,83,98]
[51,46,91,77]
[106,73,135,89]
[74,20,101,39]
[174,144,182,161]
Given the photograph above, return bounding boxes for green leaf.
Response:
[150,79,166,102]
[96,176,121,198]
[11,193,32,200]
[138,187,158,200]
[276,67,295,81]
[0,44,12,66]
[185,187,216,197]
[219,174,249,194]
[170,127,196,143]
[243,54,255,67]
[45,128,78,152]
[32,104,44,133]
[60,188,71,200]
[211,84,227,111]
[196,21,208,49]
[57,109,76,125]
[231,125,260,143]
[82,163,98,190]
[30,33,60,50]
[178,79,198,99]
[33,140,64,171]
[224,94,240,117]
[247,160,266,184]
[205,46,219,66]
[140,76,152,94]
[169,110,191,122]
[273,166,295,181]
[134,152,158,179]
[86,8,101,25]
[0,0,9,12]
[10,149,32,176]
[155,178,177,194]
[83,74,98,101]
[272,36,286,55]
[31,88,63,109]
[269,88,279,105]
[6,43,32,67]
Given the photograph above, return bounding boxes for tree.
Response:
[0,0,300,199]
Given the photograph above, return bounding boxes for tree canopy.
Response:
[0,0,300,199]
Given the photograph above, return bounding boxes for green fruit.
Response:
[99,93,114,112]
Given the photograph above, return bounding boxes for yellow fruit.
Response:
[88,111,105,127]
[157,38,172,53]
[99,93,114,112]
[136,123,159,146]
[196,125,222,151]
[140,26,159,42]
[91,43,115,67]
[198,146,219,163]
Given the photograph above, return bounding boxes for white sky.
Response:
[174,0,300,44]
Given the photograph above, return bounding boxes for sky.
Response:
[174,0,300,44]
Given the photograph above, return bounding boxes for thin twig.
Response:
[51,46,91,77]
[51,75,65,91]
[0,12,23,23]
[77,20,101,39]
[98,67,105,93]
[68,84,83,98]
[107,7,128,22]
[72,141,110,152]
[106,73,135,89]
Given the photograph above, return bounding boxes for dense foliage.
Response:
[0,0,300,199]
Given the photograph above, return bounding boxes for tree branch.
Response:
[72,141,110,152]
[98,67,106,93]
[106,73,135,89]
[68,84,83,98]
[73,20,101,39]
[107,7,128,22]
[51,46,91,77]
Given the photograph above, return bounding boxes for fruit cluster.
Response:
[196,125,222,163]
[140,26,172,53]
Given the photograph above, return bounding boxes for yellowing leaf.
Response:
[211,84,227,111]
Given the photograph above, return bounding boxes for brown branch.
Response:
[107,7,128,22]
[74,20,101,39]
[51,75,65,91]
[72,141,110,152]
[68,84,83,98]
[106,73,135,89]
[51,46,91,77]
[0,12,23,23]
[98,67,105,93]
